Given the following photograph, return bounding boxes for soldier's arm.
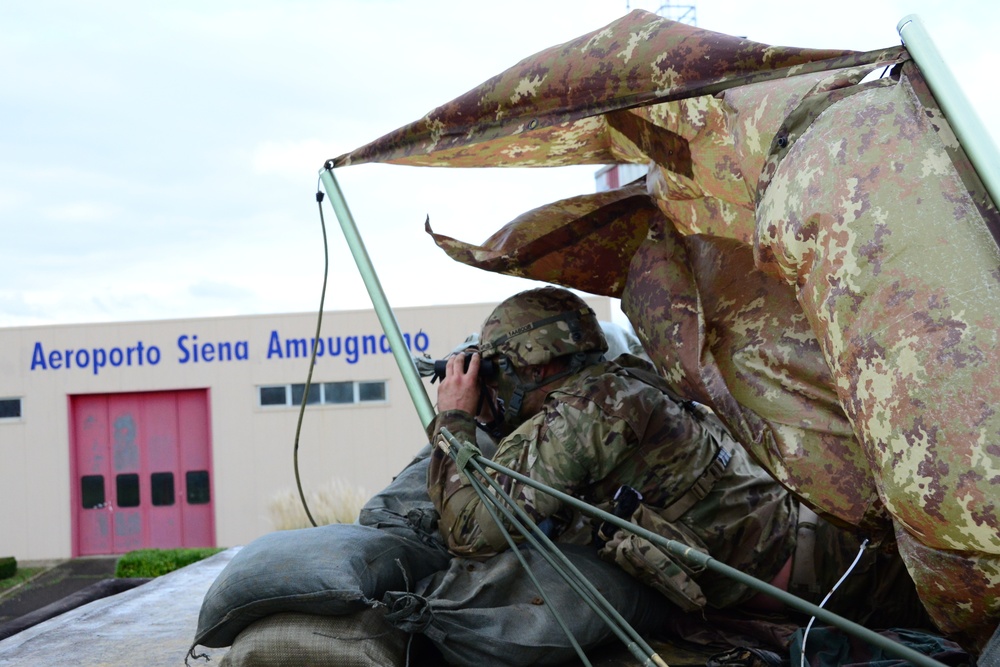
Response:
[490,398,637,521]
[429,397,636,555]
[426,409,500,558]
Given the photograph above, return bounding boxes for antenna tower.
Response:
[656,1,697,25]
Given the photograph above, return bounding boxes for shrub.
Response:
[115,548,224,579]
[0,556,16,580]
[268,478,367,530]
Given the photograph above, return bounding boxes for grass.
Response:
[114,548,225,578]
[0,567,44,594]
[268,478,367,530]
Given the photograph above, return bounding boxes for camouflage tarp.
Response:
[330,9,1000,652]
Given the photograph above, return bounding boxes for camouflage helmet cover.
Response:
[479,287,608,368]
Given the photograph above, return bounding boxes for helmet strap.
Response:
[474,384,506,439]
[498,351,605,428]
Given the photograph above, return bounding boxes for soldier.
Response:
[428,285,941,637]
[428,286,798,612]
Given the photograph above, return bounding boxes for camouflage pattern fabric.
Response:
[427,182,657,297]
[622,217,887,535]
[753,59,1000,647]
[478,286,608,365]
[333,8,1000,651]
[427,355,796,610]
[331,11,893,171]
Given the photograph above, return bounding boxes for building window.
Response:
[259,386,288,406]
[81,475,106,509]
[290,383,320,405]
[258,381,387,407]
[116,473,140,508]
[186,470,211,504]
[323,381,354,404]
[358,381,386,402]
[0,398,22,420]
[151,472,175,506]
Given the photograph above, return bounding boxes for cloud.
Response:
[250,139,338,179]
[40,202,121,223]
[187,279,255,302]
[0,189,26,212]
[1,0,996,329]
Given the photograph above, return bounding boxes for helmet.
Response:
[479,287,608,366]
[478,287,608,431]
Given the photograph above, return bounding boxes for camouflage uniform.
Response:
[428,351,797,612]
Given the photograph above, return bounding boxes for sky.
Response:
[2,0,997,328]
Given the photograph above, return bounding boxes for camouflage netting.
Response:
[331,9,1000,651]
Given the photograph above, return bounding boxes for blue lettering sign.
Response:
[267,330,283,358]
[30,341,161,374]
[30,327,435,373]
[30,342,46,370]
[178,335,193,363]
[262,329,431,365]
[178,334,249,364]
[328,336,342,357]
[285,338,308,358]
[345,336,359,364]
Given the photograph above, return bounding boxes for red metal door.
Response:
[178,391,214,547]
[70,390,215,556]
[144,392,182,549]
[72,395,113,555]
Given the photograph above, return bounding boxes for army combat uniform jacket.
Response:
[428,354,797,611]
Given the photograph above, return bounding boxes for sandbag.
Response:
[219,609,407,667]
[191,445,450,651]
[358,445,450,545]
[191,522,450,650]
[383,543,673,666]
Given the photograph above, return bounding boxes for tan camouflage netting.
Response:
[332,9,1000,650]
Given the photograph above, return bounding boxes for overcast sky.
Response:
[2,0,997,328]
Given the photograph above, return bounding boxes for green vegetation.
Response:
[0,567,44,593]
[114,548,224,578]
[0,556,15,580]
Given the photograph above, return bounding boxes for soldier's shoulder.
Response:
[549,359,663,410]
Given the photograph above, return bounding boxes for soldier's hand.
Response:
[436,352,481,415]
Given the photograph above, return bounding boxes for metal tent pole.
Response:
[898,13,1000,208]
[318,166,436,430]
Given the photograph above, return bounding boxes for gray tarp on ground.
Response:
[384,542,672,666]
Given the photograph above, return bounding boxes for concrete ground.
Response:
[0,548,235,666]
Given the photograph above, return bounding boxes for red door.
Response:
[70,390,215,556]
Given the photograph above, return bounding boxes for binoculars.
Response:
[431,352,498,383]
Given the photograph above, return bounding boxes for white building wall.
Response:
[0,297,611,560]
